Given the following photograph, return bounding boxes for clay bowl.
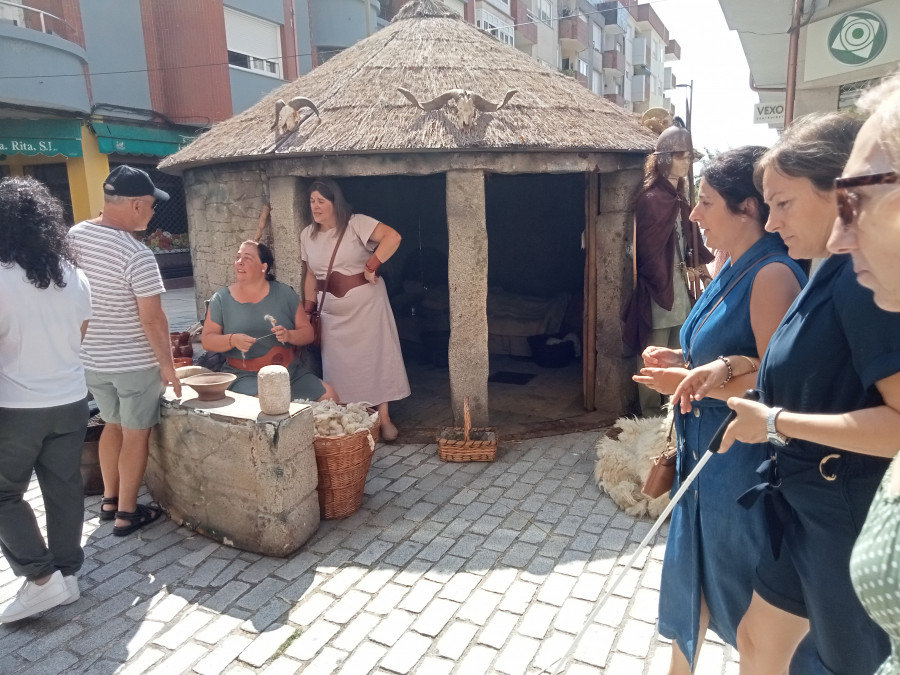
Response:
[181,373,237,402]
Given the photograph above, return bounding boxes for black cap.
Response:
[103,165,169,201]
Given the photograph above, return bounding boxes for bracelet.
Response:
[718,355,733,387]
[365,253,382,274]
[742,355,759,373]
[228,334,234,348]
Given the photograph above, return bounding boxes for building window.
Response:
[476,9,514,46]
[540,0,552,25]
[224,8,283,79]
[579,59,589,76]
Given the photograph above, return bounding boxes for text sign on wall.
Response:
[753,100,786,128]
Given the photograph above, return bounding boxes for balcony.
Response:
[628,3,668,41]
[632,36,649,69]
[602,49,626,75]
[632,74,650,103]
[559,10,588,51]
[0,3,89,112]
[598,1,628,35]
[511,0,537,47]
[666,39,681,61]
[664,67,676,90]
[604,92,626,108]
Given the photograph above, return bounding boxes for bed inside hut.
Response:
[340,172,605,438]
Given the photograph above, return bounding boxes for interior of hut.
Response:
[339,173,613,439]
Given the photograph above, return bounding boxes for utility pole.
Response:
[364,0,372,37]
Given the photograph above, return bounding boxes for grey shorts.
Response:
[85,367,164,429]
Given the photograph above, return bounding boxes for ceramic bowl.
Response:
[181,373,237,402]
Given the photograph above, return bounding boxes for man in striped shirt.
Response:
[69,166,182,537]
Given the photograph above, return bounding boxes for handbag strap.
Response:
[684,252,779,366]
[316,226,347,316]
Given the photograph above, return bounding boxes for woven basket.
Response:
[314,412,380,519]
[438,396,497,462]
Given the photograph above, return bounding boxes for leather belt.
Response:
[316,271,368,298]
[227,346,295,372]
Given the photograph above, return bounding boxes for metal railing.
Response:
[0,0,76,43]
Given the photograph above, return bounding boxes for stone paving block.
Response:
[519,523,552,545]
[323,589,370,624]
[436,621,478,660]
[392,488,426,509]
[196,612,251,644]
[481,567,518,594]
[573,624,615,668]
[370,610,415,647]
[355,566,397,594]
[154,609,216,649]
[617,618,656,658]
[20,649,78,675]
[417,536,455,562]
[498,580,537,614]
[366,582,409,615]
[211,559,251,587]
[194,634,254,675]
[479,610,518,649]
[437,571,480,602]
[303,646,346,674]
[71,616,132,655]
[403,501,437,523]
[321,567,367,596]
[537,572,577,606]
[610,566,640,598]
[456,644,497,673]
[694,643,726,675]
[580,513,611,535]
[393,558,430,586]
[119,647,165,675]
[242,597,291,633]
[146,590,195,622]
[553,597,592,634]
[630,587,660,623]
[643,558,663,591]
[595,594,628,628]
[20,621,82,662]
[518,601,557,639]
[501,541,537,568]
[89,570,145,601]
[285,621,340,660]
[521,554,554,583]
[187,557,231,587]
[571,571,605,601]
[398,578,441,612]
[410,597,458,637]
[495,633,541,674]
[204,580,251,612]
[354,539,394,566]
[423,555,466,583]
[604,652,646,674]
[333,612,380,652]
[384,540,421,565]
[336,640,386,674]
[456,588,502,625]
[408,520,444,545]
[260,655,304,674]
[379,632,430,674]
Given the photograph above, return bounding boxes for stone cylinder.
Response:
[258,365,291,415]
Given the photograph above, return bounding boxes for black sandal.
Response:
[99,497,118,522]
[112,503,164,537]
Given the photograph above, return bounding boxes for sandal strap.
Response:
[115,503,161,523]
[101,497,118,506]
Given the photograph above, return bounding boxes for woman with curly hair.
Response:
[0,177,92,622]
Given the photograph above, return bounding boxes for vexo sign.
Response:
[754,101,785,127]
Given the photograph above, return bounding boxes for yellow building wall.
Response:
[67,124,109,222]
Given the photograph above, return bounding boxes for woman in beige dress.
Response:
[301,178,409,441]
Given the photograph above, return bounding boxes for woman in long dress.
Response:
[301,178,410,441]
[635,146,805,673]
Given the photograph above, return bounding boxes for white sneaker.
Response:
[0,571,70,623]
[60,575,79,605]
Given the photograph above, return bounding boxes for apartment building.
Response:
[719,0,900,129]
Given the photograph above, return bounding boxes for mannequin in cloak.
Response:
[623,123,713,416]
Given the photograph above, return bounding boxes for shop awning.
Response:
[92,123,198,157]
[0,119,83,157]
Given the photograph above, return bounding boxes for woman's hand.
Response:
[671,359,730,413]
[633,367,689,396]
[641,346,684,368]
[273,324,291,344]
[364,268,378,284]
[719,398,770,452]
[231,333,256,352]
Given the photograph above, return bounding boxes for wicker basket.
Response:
[313,413,380,519]
[438,396,498,462]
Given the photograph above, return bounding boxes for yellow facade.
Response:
[66,124,109,222]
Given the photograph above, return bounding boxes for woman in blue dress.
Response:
[685,113,900,674]
[636,146,805,673]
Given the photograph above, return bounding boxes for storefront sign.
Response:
[753,100,786,128]
[0,119,83,157]
[805,0,898,82]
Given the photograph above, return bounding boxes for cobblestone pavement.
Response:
[0,433,740,674]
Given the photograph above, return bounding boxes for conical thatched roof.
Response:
[160,0,656,172]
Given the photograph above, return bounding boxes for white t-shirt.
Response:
[0,261,92,408]
[69,220,165,372]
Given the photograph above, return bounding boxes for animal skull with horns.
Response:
[398,87,518,127]
[272,97,320,136]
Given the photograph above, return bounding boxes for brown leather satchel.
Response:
[642,419,677,499]
[311,227,347,348]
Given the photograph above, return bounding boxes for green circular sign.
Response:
[828,10,887,66]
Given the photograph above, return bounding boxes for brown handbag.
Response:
[642,418,677,499]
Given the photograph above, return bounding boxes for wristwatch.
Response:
[766,407,790,446]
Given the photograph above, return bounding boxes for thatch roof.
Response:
[160,0,656,172]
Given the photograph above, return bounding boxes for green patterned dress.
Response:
[851,455,900,675]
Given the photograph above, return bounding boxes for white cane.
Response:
[548,389,760,675]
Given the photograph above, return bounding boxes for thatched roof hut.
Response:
[162,0,655,431]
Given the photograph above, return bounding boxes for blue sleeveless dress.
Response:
[658,234,806,667]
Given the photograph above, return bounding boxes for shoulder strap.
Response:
[632,217,638,288]
[317,227,347,315]
[685,252,778,366]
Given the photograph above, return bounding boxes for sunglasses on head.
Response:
[834,171,899,226]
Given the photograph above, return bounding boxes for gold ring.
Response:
[819,453,841,481]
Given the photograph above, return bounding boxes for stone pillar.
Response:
[595,167,644,415]
[269,175,308,295]
[445,169,489,426]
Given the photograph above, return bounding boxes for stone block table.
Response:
[146,387,319,557]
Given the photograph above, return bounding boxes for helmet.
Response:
[653,124,692,155]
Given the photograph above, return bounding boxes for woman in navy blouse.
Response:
[680,113,900,674]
